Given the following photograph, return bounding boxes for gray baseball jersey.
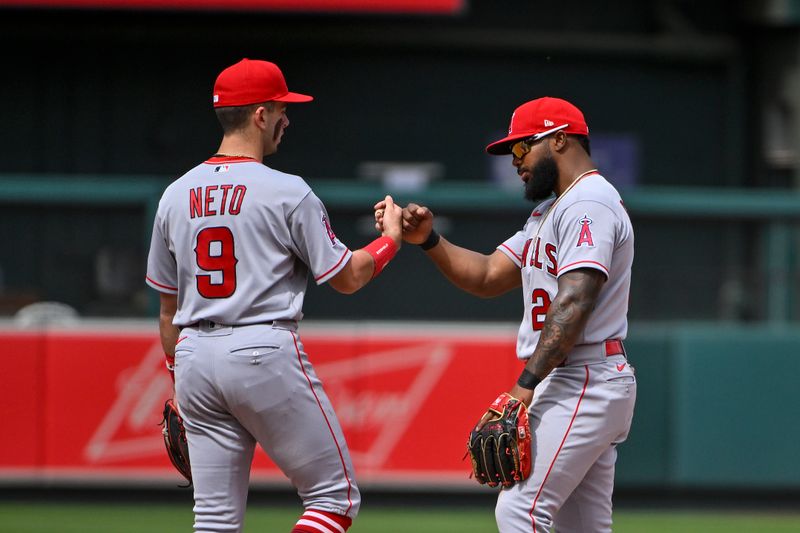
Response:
[146,156,352,326]
[494,171,637,533]
[146,155,359,532]
[497,171,633,359]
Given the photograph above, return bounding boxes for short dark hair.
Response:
[570,134,591,156]
[214,102,274,133]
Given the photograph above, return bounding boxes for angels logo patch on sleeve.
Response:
[321,213,338,246]
[576,214,595,247]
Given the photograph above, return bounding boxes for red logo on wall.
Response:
[1,327,515,484]
[316,343,452,469]
[84,341,174,463]
[83,339,453,472]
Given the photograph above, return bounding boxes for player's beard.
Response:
[524,154,559,203]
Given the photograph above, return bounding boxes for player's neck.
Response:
[555,160,597,196]
[216,136,262,161]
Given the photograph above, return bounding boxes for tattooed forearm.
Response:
[530,299,583,375]
[527,268,605,378]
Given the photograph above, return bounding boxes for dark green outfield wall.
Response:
[2,177,799,324]
[617,323,800,489]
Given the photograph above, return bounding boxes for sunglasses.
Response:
[510,124,570,159]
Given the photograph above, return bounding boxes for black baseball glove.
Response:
[467,392,532,488]
[160,398,192,486]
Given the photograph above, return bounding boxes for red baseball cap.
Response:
[486,97,589,155]
[212,58,313,108]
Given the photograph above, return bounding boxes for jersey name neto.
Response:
[189,185,247,218]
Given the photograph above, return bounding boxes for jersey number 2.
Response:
[195,227,238,298]
[531,288,551,331]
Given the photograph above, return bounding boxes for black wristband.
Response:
[419,229,441,250]
[517,369,542,390]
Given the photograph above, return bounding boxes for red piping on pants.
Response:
[291,332,354,515]
[530,365,590,531]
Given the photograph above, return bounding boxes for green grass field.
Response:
[2,503,800,532]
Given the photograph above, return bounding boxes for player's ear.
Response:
[253,105,268,130]
[552,130,569,152]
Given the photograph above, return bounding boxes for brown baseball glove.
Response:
[467,392,532,488]
[160,398,192,486]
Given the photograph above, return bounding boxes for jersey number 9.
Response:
[195,226,238,298]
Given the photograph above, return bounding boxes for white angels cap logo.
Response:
[213,94,219,103]
[544,119,555,127]
[508,111,516,134]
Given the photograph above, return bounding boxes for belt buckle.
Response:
[605,339,625,357]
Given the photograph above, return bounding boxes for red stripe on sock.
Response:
[292,509,352,532]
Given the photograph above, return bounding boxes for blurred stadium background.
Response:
[2,0,800,531]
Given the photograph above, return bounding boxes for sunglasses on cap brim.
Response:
[510,124,570,159]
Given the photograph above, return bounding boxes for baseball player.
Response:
[146,58,402,533]
[381,97,637,532]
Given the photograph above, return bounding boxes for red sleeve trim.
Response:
[497,243,522,268]
[314,249,351,283]
[556,260,609,277]
[145,275,178,292]
[498,243,522,261]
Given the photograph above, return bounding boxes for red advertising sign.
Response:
[1,0,464,14]
[0,332,44,468]
[0,323,519,486]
